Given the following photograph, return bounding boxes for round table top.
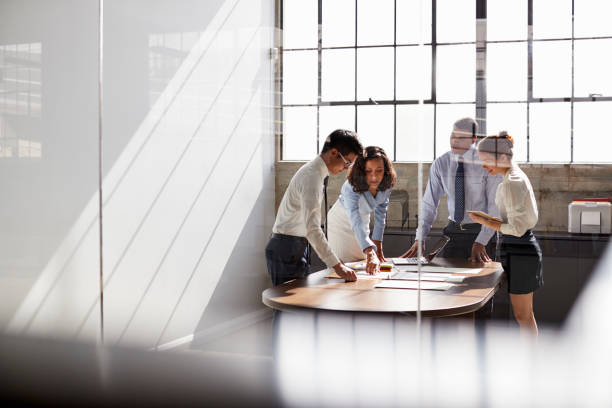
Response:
[262,258,504,317]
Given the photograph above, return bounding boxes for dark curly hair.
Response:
[347,146,397,193]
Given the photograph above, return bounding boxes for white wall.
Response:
[0,0,275,349]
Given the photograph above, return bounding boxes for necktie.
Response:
[454,159,465,224]
[323,176,329,238]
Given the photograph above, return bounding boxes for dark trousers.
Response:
[439,221,496,259]
[265,233,311,286]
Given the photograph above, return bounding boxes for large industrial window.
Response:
[279,0,612,163]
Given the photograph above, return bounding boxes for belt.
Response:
[270,233,308,244]
[448,220,480,231]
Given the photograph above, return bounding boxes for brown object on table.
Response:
[262,258,504,317]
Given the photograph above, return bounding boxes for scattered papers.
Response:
[375,280,453,291]
[394,265,482,274]
[392,271,466,283]
[392,257,428,265]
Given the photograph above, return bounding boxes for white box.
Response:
[568,201,611,234]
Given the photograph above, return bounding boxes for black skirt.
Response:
[496,229,544,295]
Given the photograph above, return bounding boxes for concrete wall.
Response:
[275,161,612,232]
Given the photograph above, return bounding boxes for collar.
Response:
[451,144,476,162]
[313,155,330,179]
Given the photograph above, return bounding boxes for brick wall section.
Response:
[275,162,612,232]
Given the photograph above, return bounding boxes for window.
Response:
[280,0,612,163]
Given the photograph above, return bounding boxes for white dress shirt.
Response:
[497,165,539,237]
[416,145,502,245]
[273,156,340,267]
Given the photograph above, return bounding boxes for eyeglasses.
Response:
[338,151,354,169]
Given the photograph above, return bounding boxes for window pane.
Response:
[532,40,571,98]
[436,44,475,102]
[282,107,317,160]
[357,105,395,156]
[575,0,612,38]
[396,45,432,100]
[322,49,355,102]
[574,101,612,163]
[357,0,394,46]
[529,102,571,162]
[487,0,527,41]
[319,106,356,148]
[357,47,394,101]
[533,0,572,39]
[282,51,318,104]
[434,104,475,157]
[574,39,612,98]
[397,0,432,45]
[322,0,355,47]
[396,104,434,161]
[486,103,527,162]
[283,0,318,49]
[487,42,527,101]
[437,0,475,43]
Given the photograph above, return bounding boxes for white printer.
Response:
[568,198,611,234]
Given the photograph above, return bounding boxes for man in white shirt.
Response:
[403,118,502,262]
[266,129,363,285]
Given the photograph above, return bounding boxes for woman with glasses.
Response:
[327,146,397,274]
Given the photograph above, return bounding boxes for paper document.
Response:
[391,271,466,283]
[468,210,502,223]
[375,280,453,291]
[394,265,482,274]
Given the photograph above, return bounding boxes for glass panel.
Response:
[487,0,527,41]
[357,105,395,156]
[0,1,100,340]
[397,0,432,45]
[486,42,527,101]
[575,0,612,38]
[282,50,318,104]
[396,104,434,161]
[436,0,475,44]
[319,106,356,148]
[486,103,527,162]
[357,47,394,101]
[434,104,475,158]
[283,0,318,48]
[396,45,432,101]
[573,101,612,163]
[574,39,612,98]
[357,0,394,46]
[533,0,572,40]
[283,107,317,160]
[532,40,571,98]
[436,44,475,102]
[529,102,571,162]
[322,0,355,47]
[322,49,355,102]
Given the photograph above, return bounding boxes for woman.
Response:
[469,131,543,336]
[327,146,397,274]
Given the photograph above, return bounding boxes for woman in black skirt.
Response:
[469,131,543,336]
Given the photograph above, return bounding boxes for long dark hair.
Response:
[347,146,397,193]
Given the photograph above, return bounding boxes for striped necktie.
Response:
[454,159,465,223]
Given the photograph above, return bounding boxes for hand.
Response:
[400,240,424,258]
[373,240,386,262]
[365,248,380,275]
[333,262,357,282]
[469,242,491,263]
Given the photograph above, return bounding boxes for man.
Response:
[403,117,502,261]
[266,129,363,285]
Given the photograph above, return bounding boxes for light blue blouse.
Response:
[338,180,392,252]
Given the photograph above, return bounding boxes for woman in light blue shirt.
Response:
[327,146,397,274]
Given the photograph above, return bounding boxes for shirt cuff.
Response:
[322,253,340,269]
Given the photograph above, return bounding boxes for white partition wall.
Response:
[1,0,275,348]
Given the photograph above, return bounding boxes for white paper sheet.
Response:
[395,265,482,274]
[374,280,453,290]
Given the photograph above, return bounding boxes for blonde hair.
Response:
[477,130,514,158]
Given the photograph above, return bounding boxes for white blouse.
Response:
[496,165,539,237]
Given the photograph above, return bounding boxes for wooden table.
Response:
[262,258,504,317]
